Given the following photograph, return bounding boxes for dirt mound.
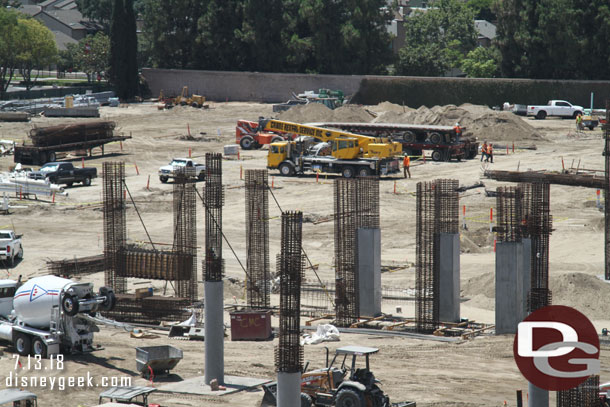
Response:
[370,102,414,114]
[550,272,610,320]
[371,103,543,143]
[461,271,610,320]
[276,103,374,123]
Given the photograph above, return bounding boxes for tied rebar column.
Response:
[603,99,610,280]
[333,177,380,327]
[416,181,438,333]
[525,182,553,312]
[203,153,224,385]
[173,167,197,302]
[557,375,599,407]
[496,186,525,243]
[276,211,303,407]
[102,162,126,294]
[415,179,458,332]
[245,169,270,309]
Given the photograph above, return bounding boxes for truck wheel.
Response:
[240,136,255,150]
[17,247,23,259]
[429,132,442,144]
[341,166,355,178]
[32,337,47,358]
[62,293,79,316]
[431,150,443,162]
[357,167,371,177]
[165,102,173,109]
[83,177,91,186]
[48,152,56,162]
[402,131,416,143]
[572,111,582,119]
[191,101,200,108]
[39,152,47,164]
[279,162,295,176]
[335,388,365,407]
[15,333,31,356]
[198,171,205,181]
[536,110,547,120]
[589,125,595,130]
[301,393,312,407]
[7,255,14,268]
[99,287,116,311]
[159,176,169,183]
[271,136,284,144]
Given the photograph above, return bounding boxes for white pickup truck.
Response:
[527,100,584,119]
[0,230,22,267]
[158,158,206,183]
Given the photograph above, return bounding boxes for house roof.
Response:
[55,0,76,10]
[39,0,62,8]
[51,30,78,51]
[475,20,496,40]
[43,9,86,30]
[17,5,42,17]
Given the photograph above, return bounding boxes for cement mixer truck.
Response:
[0,275,116,358]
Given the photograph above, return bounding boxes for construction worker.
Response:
[487,143,494,163]
[454,122,462,139]
[576,113,583,132]
[480,141,488,162]
[403,154,411,178]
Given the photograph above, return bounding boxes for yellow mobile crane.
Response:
[260,119,403,178]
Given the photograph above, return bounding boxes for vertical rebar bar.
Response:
[204,153,224,282]
[173,167,197,301]
[276,211,303,373]
[496,186,525,243]
[605,99,610,280]
[103,162,126,294]
[245,169,270,309]
[526,182,552,312]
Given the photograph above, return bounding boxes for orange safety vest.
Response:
[488,144,493,154]
[403,156,410,167]
[481,143,488,153]
[454,125,462,136]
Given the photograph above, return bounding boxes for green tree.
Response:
[15,18,58,91]
[0,0,20,7]
[397,0,477,76]
[110,0,139,98]
[140,0,207,69]
[0,8,19,98]
[467,0,496,21]
[75,0,113,29]
[75,33,110,82]
[460,46,500,77]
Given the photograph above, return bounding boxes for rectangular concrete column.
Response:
[439,233,460,322]
[528,382,548,407]
[204,281,224,384]
[495,242,525,334]
[277,372,301,407]
[521,238,532,321]
[357,228,381,317]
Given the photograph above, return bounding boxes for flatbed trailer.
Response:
[309,122,478,162]
[283,155,401,178]
[14,135,131,165]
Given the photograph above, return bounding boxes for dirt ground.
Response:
[0,101,607,406]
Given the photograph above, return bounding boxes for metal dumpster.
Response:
[135,345,183,377]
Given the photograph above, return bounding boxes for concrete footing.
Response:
[204,281,224,384]
[439,233,460,322]
[528,382,548,407]
[277,372,301,407]
[357,228,381,317]
[495,240,531,334]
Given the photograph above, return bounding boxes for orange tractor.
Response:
[261,346,415,407]
[236,119,295,150]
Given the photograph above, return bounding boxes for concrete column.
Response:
[357,228,381,317]
[439,233,460,322]
[204,281,224,385]
[521,238,532,321]
[277,372,301,407]
[495,242,525,334]
[528,382,548,407]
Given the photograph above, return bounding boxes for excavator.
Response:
[259,119,403,178]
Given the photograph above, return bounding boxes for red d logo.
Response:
[513,305,600,391]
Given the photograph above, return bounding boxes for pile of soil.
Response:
[461,271,610,320]
[276,103,375,123]
[276,101,543,143]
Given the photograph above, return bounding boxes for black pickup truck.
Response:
[27,161,97,187]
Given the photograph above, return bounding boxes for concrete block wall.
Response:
[141,68,368,103]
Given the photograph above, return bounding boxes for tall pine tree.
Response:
[110,0,139,99]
